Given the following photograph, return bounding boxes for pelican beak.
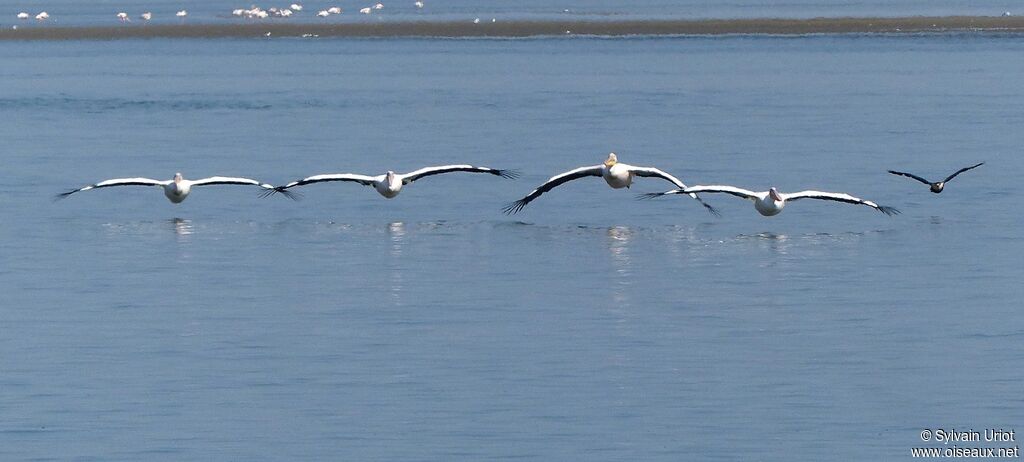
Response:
[603,152,618,167]
[769,188,782,201]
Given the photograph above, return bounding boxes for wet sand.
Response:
[2,16,1024,40]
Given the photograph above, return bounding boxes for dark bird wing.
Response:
[942,162,984,183]
[887,170,932,185]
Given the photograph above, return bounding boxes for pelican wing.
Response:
[191,176,274,189]
[641,185,760,201]
[887,170,932,185]
[400,165,519,184]
[942,162,984,183]
[277,173,377,190]
[784,190,900,216]
[629,167,719,215]
[628,166,689,188]
[194,176,299,200]
[502,165,603,214]
[56,177,166,199]
[264,173,378,199]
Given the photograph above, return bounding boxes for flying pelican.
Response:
[57,173,294,203]
[374,3,384,10]
[35,12,50,20]
[503,152,717,215]
[359,7,372,14]
[176,10,188,18]
[641,185,899,216]
[887,162,984,193]
[267,165,518,199]
[291,4,304,11]
[414,1,424,8]
[317,10,330,16]
[116,12,130,22]
[327,6,343,14]
[140,12,152,21]
[17,12,30,19]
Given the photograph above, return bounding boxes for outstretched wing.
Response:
[502,165,603,214]
[400,165,519,184]
[192,176,273,189]
[887,170,932,185]
[263,173,378,198]
[641,184,760,201]
[784,190,900,216]
[275,173,377,191]
[193,176,298,200]
[942,162,984,183]
[56,177,166,200]
[629,167,719,215]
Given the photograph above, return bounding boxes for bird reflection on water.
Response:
[170,217,193,239]
[749,232,790,255]
[388,222,406,305]
[605,226,634,307]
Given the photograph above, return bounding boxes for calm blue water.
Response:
[2,0,1022,26]
[1,35,1022,460]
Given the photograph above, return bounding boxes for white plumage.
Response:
[642,185,899,216]
[57,173,292,204]
[269,165,517,199]
[504,153,717,215]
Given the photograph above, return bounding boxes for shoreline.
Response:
[2,16,1024,40]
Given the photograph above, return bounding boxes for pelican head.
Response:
[768,187,783,202]
[173,172,183,183]
[386,170,396,183]
[603,152,618,167]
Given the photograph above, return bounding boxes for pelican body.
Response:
[643,185,899,217]
[602,154,635,189]
[58,173,291,203]
[503,153,717,215]
[754,188,786,216]
[377,171,402,198]
[888,162,984,194]
[269,165,517,199]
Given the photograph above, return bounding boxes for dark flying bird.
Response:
[888,162,984,193]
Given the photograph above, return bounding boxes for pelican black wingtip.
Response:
[636,192,665,200]
[260,186,300,201]
[502,199,528,215]
[498,169,522,180]
[878,205,900,216]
